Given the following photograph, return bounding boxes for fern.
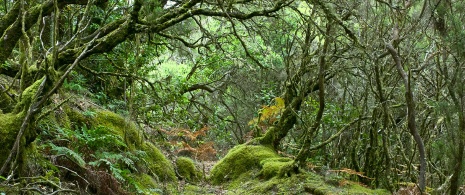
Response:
[47,124,149,190]
[120,154,137,172]
[84,126,127,151]
[48,143,86,168]
[89,158,126,182]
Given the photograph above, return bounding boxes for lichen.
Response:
[175,157,201,182]
[141,142,176,182]
[209,145,280,184]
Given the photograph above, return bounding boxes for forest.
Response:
[0,0,464,194]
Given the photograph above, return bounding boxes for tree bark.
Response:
[386,42,426,192]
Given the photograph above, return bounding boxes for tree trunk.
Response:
[386,42,426,191]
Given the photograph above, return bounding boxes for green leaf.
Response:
[49,143,86,168]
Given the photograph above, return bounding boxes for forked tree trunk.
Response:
[386,42,426,192]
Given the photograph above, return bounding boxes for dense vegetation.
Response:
[1,0,464,194]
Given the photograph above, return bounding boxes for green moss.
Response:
[19,141,59,177]
[137,173,158,188]
[0,112,25,167]
[183,184,217,195]
[176,157,201,182]
[130,173,163,194]
[210,144,389,194]
[13,77,45,113]
[225,171,390,195]
[257,127,276,146]
[93,110,141,149]
[209,145,280,184]
[53,108,71,130]
[0,91,14,112]
[344,181,390,194]
[63,106,87,128]
[141,142,176,181]
[259,157,295,179]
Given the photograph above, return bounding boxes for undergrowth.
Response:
[40,124,159,194]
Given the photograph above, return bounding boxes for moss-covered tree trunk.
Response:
[0,78,45,176]
[258,21,317,150]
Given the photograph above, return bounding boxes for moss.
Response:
[175,157,201,182]
[0,91,14,112]
[257,127,276,146]
[183,184,217,195]
[137,173,158,188]
[209,145,280,184]
[131,173,163,194]
[19,141,59,177]
[141,142,176,181]
[344,181,391,194]
[259,157,295,179]
[63,105,87,127]
[13,77,45,113]
[0,112,24,167]
[225,171,390,195]
[92,110,141,150]
[210,144,389,194]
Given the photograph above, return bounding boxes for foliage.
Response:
[161,125,217,161]
[248,97,285,137]
[36,107,175,193]
[3,0,465,193]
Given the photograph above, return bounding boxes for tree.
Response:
[0,0,292,177]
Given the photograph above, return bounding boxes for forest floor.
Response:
[177,160,229,194]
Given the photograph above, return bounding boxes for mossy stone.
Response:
[259,157,295,179]
[92,110,141,150]
[209,145,280,184]
[175,157,201,182]
[141,142,176,181]
[131,173,163,194]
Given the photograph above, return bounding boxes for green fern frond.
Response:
[48,143,86,168]
[121,156,137,172]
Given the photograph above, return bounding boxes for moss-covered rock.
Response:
[63,106,88,127]
[209,145,281,184]
[176,157,201,182]
[129,173,164,194]
[92,110,141,150]
[142,142,177,182]
[259,157,296,179]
